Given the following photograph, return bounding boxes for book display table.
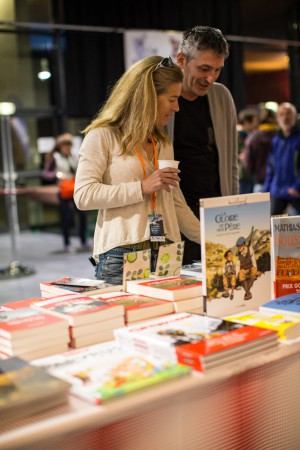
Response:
[1,339,300,450]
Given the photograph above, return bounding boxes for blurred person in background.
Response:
[237,108,260,194]
[42,133,91,253]
[263,102,300,215]
[244,107,278,193]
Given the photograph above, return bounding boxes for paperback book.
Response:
[33,340,191,404]
[270,215,300,297]
[0,357,70,425]
[0,307,69,340]
[97,292,174,323]
[114,312,278,373]
[0,297,42,310]
[224,309,300,341]
[32,296,124,326]
[154,241,185,278]
[126,276,202,301]
[200,192,271,317]
[259,292,300,318]
[40,277,123,298]
[180,263,203,280]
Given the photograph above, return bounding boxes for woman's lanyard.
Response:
[136,133,158,213]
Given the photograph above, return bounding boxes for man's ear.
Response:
[177,52,186,69]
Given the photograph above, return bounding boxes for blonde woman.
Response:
[74,56,200,285]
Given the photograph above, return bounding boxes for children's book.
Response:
[200,192,271,317]
[123,249,151,285]
[40,277,123,298]
[32,341,191,404]
[114,312,278,373]
[259,292,300,318]
[126,276,202,301]
[32,296,124,326]
[224,309,300,341]
[270,215,300,298]
[0,357,70,425]
[154,241,185,277]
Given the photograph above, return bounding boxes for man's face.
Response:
[277,106,297,134]
[177,49,225,100]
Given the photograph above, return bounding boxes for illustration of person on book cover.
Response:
[235,235,259,300]
[222,250,237,300]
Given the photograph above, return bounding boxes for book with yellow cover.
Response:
[225,309,300,341]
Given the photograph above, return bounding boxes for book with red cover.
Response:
[114,312,278,372]
[0,294,76,310]
[32,296,124,326]
[125,276,202,301]
[0,297,42,310]
[97,292,174,323]
[0,307,69,340]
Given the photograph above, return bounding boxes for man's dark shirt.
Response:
[174,95,221,217]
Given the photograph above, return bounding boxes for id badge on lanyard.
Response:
[136,134,165,243]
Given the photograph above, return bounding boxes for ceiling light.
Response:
[38,58,51,80]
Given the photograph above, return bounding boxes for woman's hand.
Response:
[141,168,180,195]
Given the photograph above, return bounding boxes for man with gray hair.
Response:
[167,26,239,264]
[263,102,300,215]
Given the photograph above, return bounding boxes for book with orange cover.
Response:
[270,215,300,298]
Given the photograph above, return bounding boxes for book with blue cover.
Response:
[260,292,300,318]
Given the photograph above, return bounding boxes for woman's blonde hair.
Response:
[82,55,183,155]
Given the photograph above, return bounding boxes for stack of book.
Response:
[125,276,203,315]
[96,292,175,324]
[114,312,278,373]
[225,309,300,341]
[0,307,70,360]
[32,295,125,348]
[259,292,300,319]
[33,340,191,405]
[0,356,70,425]
[40,277,123,298]
[180,262,203,280]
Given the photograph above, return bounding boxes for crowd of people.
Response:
[41,25,300,284]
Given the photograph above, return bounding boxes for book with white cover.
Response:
[270,215,300,298]
[114,312,278,372]
[40,277,123,298]
[200,192,271,317]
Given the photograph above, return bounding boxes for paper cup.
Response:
[158,160,179,169]
[158,160,180,188]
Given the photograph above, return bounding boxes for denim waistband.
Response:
[122,239,173,251]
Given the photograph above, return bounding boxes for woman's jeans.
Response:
[95,245,160,286]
